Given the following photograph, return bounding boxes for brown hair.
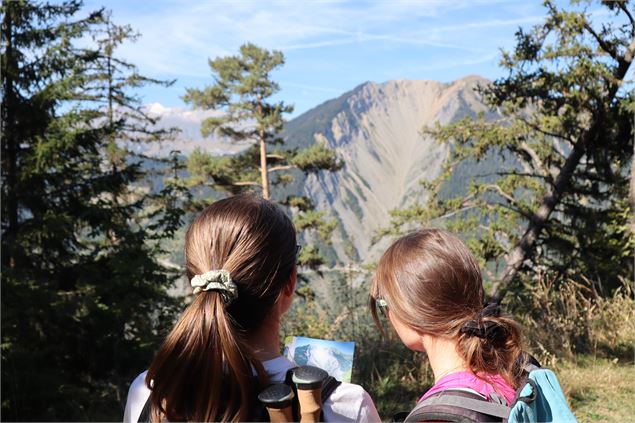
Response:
[370,229,525,388]
[146,195,297,422]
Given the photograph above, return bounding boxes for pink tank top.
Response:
[420,371,516,405]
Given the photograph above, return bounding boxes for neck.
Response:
[424,336,469,383]
[247,314,282,361]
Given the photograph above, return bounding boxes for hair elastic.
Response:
[190,269,238,305]
[459,302,504,340]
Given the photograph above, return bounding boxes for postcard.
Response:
[283,336,355,383]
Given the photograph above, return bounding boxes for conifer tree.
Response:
[184,43,341,265]
[386,0,634,301]
[1,3,185,419]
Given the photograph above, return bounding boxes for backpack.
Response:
[136,367,341,422]
[400,360,577,423]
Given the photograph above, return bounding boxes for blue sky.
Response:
[83,0,556,117]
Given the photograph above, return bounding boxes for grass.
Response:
[558,356,635,422]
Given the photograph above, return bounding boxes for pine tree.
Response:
[184,43,341,266]
[385,0,634,301]
[1,3,185,419]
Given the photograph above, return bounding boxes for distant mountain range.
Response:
[144,75,499,263]
[137,103,250,157]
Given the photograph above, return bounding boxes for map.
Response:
[283,336,355,383]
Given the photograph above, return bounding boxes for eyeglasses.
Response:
[376,297,389,317]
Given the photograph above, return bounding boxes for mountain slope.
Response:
[283,76,492,261]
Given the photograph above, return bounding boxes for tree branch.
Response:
[482,184,518,206]
[266,153,285,160]
[496,170,550,181]
[517,140,552,179]
[268,165,296,173]
[233,181,261,187]
[519,117,574,144]
[618,2,635,30]
[583,22,619,61]
[431,205,478,221]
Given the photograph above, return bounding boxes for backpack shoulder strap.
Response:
[320,375,342,402]
[404,390,511,423]
[137,396,151,423]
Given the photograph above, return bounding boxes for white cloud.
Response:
[102,0,536,77]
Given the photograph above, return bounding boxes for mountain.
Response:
[283,75,494,261]
[132,103,250,157]
[143,75,497,263]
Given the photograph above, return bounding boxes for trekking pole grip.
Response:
[258,383,295,423]
[292,366,328,423]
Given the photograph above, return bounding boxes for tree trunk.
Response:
[2,9,18,268]
[491,140,586,300]
[259,134,270,199]
[631,133,635,248]
[256,101,270,199]
[491,34,635,302]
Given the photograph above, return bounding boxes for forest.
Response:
[1,0,634,421]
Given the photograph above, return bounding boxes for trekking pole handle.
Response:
[258,383,295,423]
[292,366,329,423]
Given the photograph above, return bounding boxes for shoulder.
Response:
[323,382,381,422]
[123,371,151,423]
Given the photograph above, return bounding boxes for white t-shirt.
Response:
[123,356,381,422]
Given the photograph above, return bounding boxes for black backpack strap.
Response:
[320,375,342,402]
[137,396,151,423]
[509,351,542,406]
[404,390,511,423]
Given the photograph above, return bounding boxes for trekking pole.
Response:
[292,366,328,423]
[258,383,295,423]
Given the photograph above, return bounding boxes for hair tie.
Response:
[459,302,504,340]
[190,270,238,305]
[478,302,501,318]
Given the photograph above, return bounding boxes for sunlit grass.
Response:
[559,356,635,422]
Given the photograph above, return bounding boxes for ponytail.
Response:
[456,303,525,388]
[145,195,296,422]
[146,293,268,421]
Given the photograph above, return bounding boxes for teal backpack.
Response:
[402,360,577,423]
[507,363,577,423]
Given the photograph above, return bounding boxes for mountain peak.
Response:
[456,74,489,83]
[289,76,493,262]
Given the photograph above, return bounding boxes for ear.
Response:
[283,266,297,297]
[277,266,297,316]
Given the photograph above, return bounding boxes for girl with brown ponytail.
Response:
[370,229,526,411]
[123,195,380,422]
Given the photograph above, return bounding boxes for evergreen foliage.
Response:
[183,43,342,266]
[1,2,185,419]
[385,0,635,300]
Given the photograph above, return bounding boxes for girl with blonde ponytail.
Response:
[123,195,380,422]
[370,229,526,411]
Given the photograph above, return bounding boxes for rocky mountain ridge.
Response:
[283,75,491,261]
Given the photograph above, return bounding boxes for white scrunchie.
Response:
[190,269,238,305]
